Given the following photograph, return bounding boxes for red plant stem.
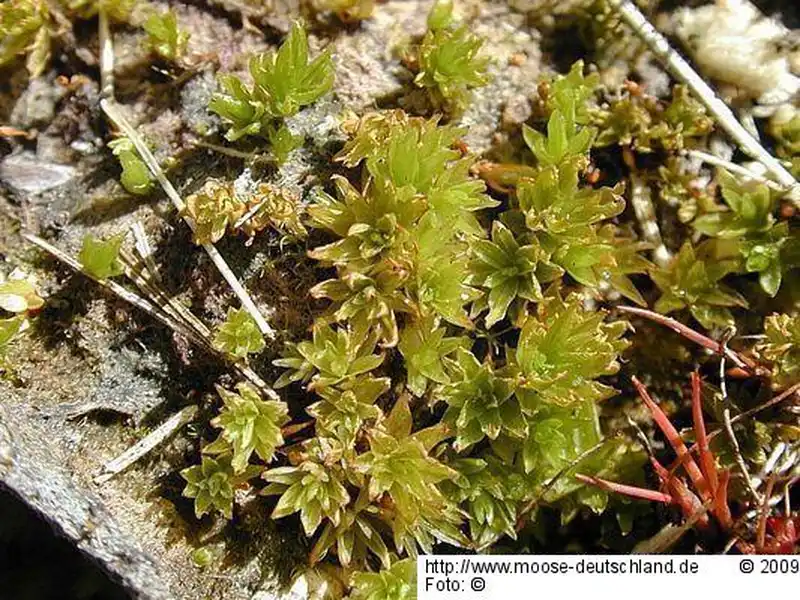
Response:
[574,474,672,504]
[617,306,755,371]
[714,470,733,530]
[651,457,710,530]
[691,372,719,496]
[633,376,712,503]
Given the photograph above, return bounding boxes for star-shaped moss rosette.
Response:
[209,22,333,140]
[262,438,351,536]
[413,0,489,111]
[206,382,289,472]
[306,376,388,446]
[213,308,266,360]
[467,221,544,328]
[398,314,469,396]
[439,348,523,450]
[273,322,385,390]
[511,291,629,409]
[184,179,245,245]
[181,455,261,519]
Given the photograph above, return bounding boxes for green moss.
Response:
[144,10,189,62]
[0,0,51,77]
[209,22,333,140]
[412,1,489,112]
[108,138,154,196]
[212,308,266,360]
[78,233,126,280]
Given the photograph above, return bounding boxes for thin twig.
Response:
[100,99,275,339]
[716,333,760,503]
[616,305,755,370]
[130,222,161,283]
[22,232,180,332]
[98,9,114,99]
[754,443,787,491]
[742,475,799,521]
[234,198,268,231]
[714,381,800,435]
[756,475,776,549]
[121,248,211,342]
[119,249,279,401]
[23,231,277,400]
[95,405,198,484]
[722,406,762,504]
[682,149,787,193]
[191,139,261,160]
[628,166,671,267]
[606,0,800,202]
[516,440,607,530]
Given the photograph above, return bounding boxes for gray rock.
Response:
[0,152,77,195]
[57,348,169,425]
[0,400,174,600]
[10,77,65,129]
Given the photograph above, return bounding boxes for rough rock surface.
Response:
[0,398,173,600]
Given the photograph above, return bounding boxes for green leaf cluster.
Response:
[267,123,304,165]
[207,382,289,472]
[209,22,333,140]
[0,0,52,78]
[182,90,647,585]
[353,400,464,555]
[439,348,522,449]
[442,457,523,548]
[693,170,799,297]
[497,64,652,307]
[348,558,416,600]
[144,10,189,63]
[263,439,352,536]
[467,221,544,327]
[0,274,44,359]
[212,308,266,360]
[590,85,713,152]
[310,112,496,342]
[79,233,125,280]
[652,240,747,329]
[756,313,800,389]
[538,60,599,127]
[769,112,800,165]
[307,377,387,446]
[513,292,629,408]
[412,0,489,111]
[398,313,468,396]
[273,322,384,389]
[108,138,153,196]
[181,455,260,519]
